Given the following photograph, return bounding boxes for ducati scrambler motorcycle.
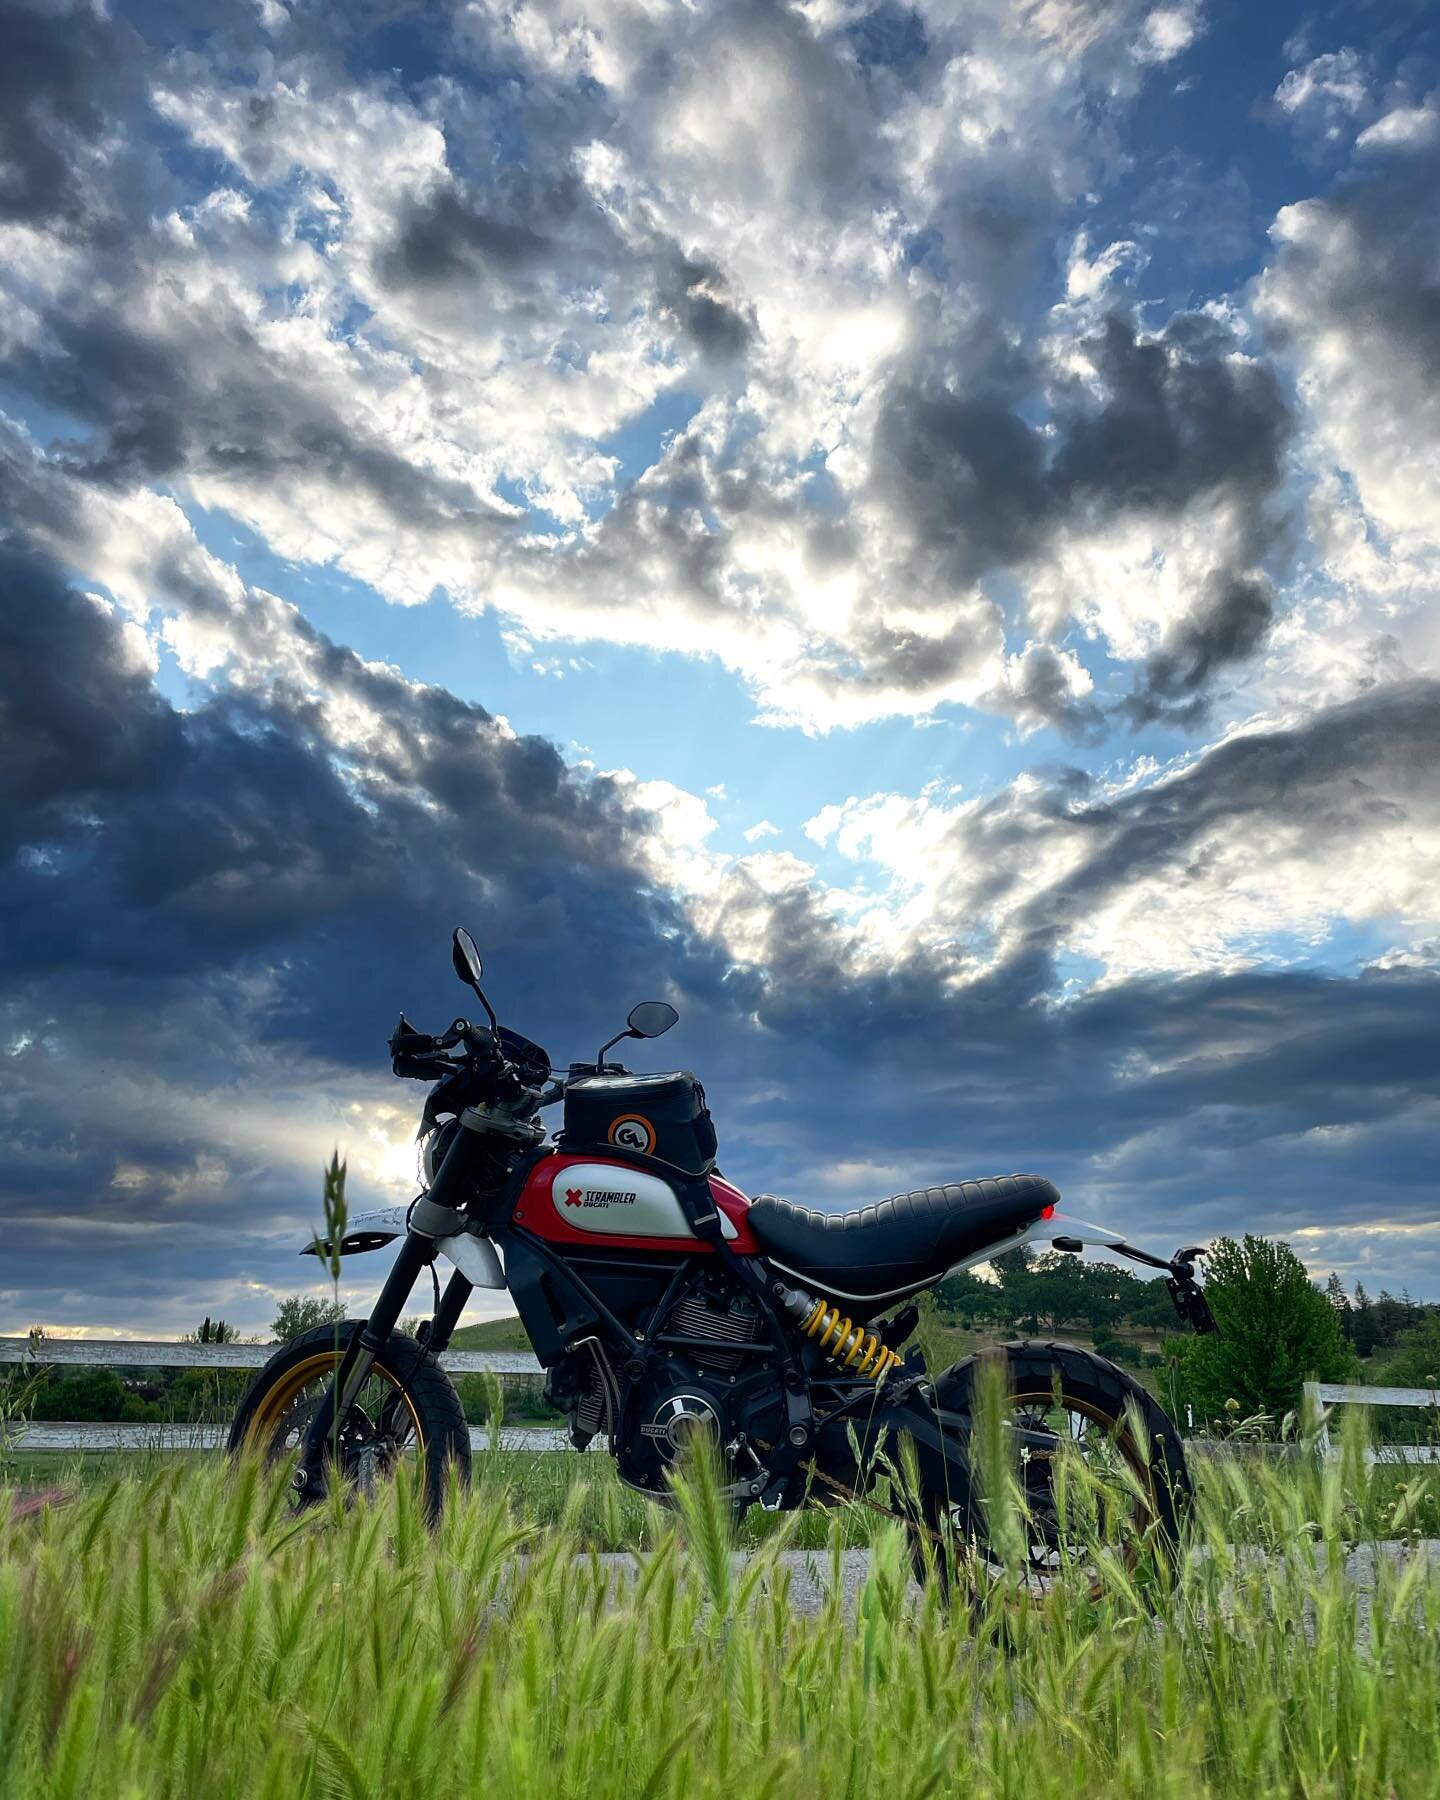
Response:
[231,928,1217,1583]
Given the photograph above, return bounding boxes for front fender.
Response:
[302,1205,409,1258]
[301,1205,506,1290]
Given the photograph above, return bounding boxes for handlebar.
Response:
[390,1013,499,1077]
[389,1011,549,1133]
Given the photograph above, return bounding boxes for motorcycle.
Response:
[230,927,1217,1583]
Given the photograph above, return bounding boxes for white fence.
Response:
[9,1343,1438,1461]
[1304,1380,1440,1463]
[1,1334,549,1458]
[0,1336,541,1375]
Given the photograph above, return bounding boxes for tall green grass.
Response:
[2,1409,1438,1797]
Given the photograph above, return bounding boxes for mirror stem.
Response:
[595,1027,636,1068]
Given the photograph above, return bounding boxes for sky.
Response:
[1,0,1438,1337]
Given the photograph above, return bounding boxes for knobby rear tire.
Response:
[913,1338,1192,1598]
[227,1320,471,1522]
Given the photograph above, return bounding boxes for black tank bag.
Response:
[560,1070,718,1177]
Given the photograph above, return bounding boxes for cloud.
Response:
[1257,104,1440,558]
[3,466,1440,1324]
[0,0,1281,736]
[1122,572,1275,727]
[864,306,1292,725]
[0,0,148,231]
[1273,48,1374,144]
[3,0,1440,1329]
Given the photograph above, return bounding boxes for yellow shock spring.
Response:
[799,1299,902,1380]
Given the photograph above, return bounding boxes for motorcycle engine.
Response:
[549,1279,782,1494]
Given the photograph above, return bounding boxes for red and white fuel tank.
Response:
[515,1151,759,1255]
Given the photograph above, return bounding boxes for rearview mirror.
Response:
[452,927,483,987]
[627,1000,679,1039]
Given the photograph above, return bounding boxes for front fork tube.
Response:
[293,1230,438,1504]
[421,1267,475,1356]
[294,1120,490,1502]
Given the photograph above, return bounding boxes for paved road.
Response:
[17,1423,570,1453]
[597,1541,1440,1622]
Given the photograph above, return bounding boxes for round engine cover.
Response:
[642,1389,722,1462]
[619,1379,731,1491]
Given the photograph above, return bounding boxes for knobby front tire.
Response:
[227,1320,471,1521]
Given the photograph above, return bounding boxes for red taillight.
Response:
[1041,1204,1055,1220]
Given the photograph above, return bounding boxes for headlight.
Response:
[420,1115,460,1188]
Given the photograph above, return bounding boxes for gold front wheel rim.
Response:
[245,1350,427,1477]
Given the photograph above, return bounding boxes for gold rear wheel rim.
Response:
[946,1388,1159,1590]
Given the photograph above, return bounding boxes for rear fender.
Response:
[964,1211,1217,1334]
[946,1208,1132,1276]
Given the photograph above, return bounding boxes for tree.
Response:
[271,1295,347,1342]
[1371,1290,1414,1349]
[184,1316,239,1344]
[1351,1283,1382,1359]
[1125,1276,1182,1332]
[1324,1271,1353,1341]
[1380,1314,1440,1392]
[1174,1235,1353,1432]
[933,1268,1002,1326]
[29,1367,129,1422]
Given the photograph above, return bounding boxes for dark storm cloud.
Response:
[0,540,178,857]
[1002,645,1107,743]
[1046,313,1289,519]
[877,308,1291,565]
[381,166,616,288]
[697,866,1440,1255]
[872,388,1048,581]
[0,528,708,1028]
[846,3,929,81]
[2,520,1439,1322]
[1261,123,1440,383]
[684,674,1440,1250]
[0,0,144,229]
[0,519,741,1323]
[1033,676,1440,936]
[1123,573,1276,728]
[656,255,755,361]
[869,308,1293,720]
[8,298,517,535]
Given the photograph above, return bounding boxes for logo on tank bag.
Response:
[607,1113,657,1154]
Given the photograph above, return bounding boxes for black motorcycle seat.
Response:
[746,1174,1059,1301]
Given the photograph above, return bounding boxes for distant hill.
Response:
[448,1315,533,1351]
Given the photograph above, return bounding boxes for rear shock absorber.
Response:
[776,1285,902,1380]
